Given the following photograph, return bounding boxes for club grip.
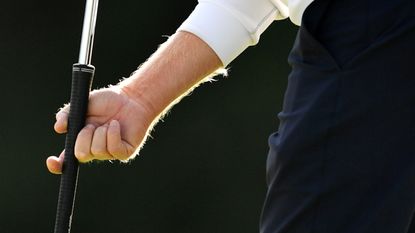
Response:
[54,64,94,233]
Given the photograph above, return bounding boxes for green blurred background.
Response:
[0,1,297,232]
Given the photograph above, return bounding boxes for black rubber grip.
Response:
[54,64,94,233]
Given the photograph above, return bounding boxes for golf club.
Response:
[53,0,99,232]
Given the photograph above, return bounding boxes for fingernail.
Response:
[56,111,68,121]
[109,120,118,127]
[55,113,62,121]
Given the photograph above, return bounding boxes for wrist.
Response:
[117,78,160,121]
[117,31,222,121]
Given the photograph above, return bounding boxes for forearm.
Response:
[119,31,223,121]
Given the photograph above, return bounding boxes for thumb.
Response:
[46,150,65,174]
[54,104,70,134]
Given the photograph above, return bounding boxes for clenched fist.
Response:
[46,86,154,174]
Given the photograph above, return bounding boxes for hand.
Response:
[46,86,154,174]
[46,31,224,174]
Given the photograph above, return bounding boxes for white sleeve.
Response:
[177,0,288,66]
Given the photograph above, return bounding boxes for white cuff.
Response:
[177,2,254,67]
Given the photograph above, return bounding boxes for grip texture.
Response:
[54,64,94,233]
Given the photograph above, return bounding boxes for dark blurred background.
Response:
[0,1,297,232]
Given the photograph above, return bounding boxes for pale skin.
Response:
[46,31,223,174]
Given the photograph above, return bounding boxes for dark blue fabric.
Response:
[260,0,415,232]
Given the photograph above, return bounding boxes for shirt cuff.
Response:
[177,2,254,67]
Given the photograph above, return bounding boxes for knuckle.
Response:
[76,151,91,163]
[107,147,120,157]
[94,154,108,160]
[112,152,130,161]
[90,147,107,157]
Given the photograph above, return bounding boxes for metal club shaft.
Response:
[78,0,99,65]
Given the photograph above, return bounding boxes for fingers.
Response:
[47,120,134,175]
[54,104,70,134]
[46,150,65,174]
[75,124,96,162]
[74,120,133,162]
[107,120,134,160]
[91,124,114,161]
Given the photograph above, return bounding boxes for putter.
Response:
[53,0,99,232]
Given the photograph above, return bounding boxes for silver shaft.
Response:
[78,0,99,65]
